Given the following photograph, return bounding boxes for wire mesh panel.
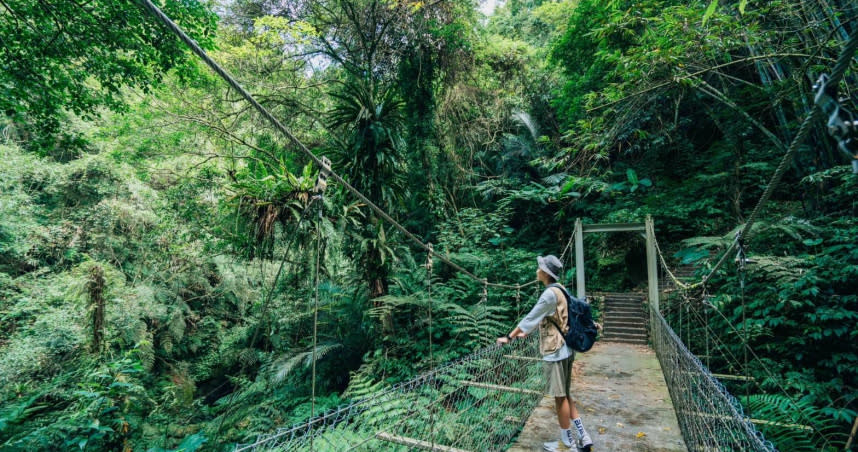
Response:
[649,307,777,452]
[234,335,543,452]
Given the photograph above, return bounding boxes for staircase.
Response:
[599,292,647,345]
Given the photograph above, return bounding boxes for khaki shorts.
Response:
[543,356,574,397]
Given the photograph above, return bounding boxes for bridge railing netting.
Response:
[234,335,543,451]
[650,304,777,452]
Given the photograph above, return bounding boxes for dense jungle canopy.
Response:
[1,0,857,450]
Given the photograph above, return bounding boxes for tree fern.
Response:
[269,343,343,384]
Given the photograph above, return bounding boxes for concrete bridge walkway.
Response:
[508,341,687,452]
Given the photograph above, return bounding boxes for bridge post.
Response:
[645,215,659,313]
[575,218,585,299]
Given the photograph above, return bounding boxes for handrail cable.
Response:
[136,0,540,291]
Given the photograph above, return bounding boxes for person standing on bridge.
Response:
[496,255,594,452]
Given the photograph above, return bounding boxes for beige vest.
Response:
[538,285,570,355]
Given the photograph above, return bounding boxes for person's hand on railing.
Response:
[497,330,526,345]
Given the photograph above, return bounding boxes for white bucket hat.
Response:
[537,255,562,281]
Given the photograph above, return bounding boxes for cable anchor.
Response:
[733,232,755,272]
[314,156,332,195]
[813,74,858,173]
[426,243,434,273]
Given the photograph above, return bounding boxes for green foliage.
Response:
[2,0,857,449]
[0,0,216,152]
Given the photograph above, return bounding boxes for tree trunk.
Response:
[87,265,106,354]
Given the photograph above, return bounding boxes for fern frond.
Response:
[270,343,342,384]
[742,393,835,450]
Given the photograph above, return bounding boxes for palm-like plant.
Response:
[328,79,407,301]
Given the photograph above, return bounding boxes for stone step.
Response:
[595,294,646,300]
[601,336,648,345]
[605,307,645,316]
[604,321,644,328]
[604,320,646,328]
[601,331,648,343]
[604,313,645,323]
[605,303,645,310]
[593,293,646,300]
[604,325,647,335]
[604,296,645,302]
[604,298,644,304]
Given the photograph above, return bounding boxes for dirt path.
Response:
[508,341,687,452]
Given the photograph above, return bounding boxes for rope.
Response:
[248,197,319,349]
[310,203,323,451]
[426,243,435,451]
[136,0,537,291]
[702,29,858,285]
[213,197,320,444]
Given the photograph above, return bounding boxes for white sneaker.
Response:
[578,434,593,452]
[543,440,575,451]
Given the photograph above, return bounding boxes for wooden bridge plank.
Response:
[458,380,542,396]
[375,432,472,452]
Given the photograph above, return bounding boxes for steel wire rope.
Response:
[248,197,319,351]
[433,356,528,451]
[339,338,538,452]
[701,29,858,286]
[136,0,540,291]
[426,244,436,451]
[234,337,536,450]
[131,7,551,445]
[212,197,320,445]
[674,281,829,445]
[310,204,323,451]
[679,298,813,436]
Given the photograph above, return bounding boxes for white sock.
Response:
[573,418,589,439]
[560,428,574,446]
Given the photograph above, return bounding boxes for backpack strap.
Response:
[546,285,568,335]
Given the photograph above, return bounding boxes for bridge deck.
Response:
[508,341,687,452]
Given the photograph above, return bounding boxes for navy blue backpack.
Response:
[546,283,598,352]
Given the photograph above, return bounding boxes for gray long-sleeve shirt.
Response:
[517,287,573,362]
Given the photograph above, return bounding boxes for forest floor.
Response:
[508,341,687,452]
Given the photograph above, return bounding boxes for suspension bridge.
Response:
[131,2,858,450]
[230,219,785,452]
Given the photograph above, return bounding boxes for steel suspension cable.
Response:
[702,30,858,285]
[137,0,536,291]
[426,244,435,451]
[310,204,323,451]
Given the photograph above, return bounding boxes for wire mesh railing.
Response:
[233,335,543,452]
[650,305,777,452]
